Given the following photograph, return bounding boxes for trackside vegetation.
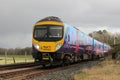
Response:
[74,59,120,80]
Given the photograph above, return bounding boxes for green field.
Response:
[0,55,34,65]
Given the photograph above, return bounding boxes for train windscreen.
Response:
[34,25,63,41]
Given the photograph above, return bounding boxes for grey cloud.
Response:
[0,33,31,48]
[0,0,120,48]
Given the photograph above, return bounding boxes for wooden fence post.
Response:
[13,57,16,63]
[25,52,27,62]
[5,50,7,64]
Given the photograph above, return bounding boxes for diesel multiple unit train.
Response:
[32,16,110,66]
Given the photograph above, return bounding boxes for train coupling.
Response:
[42,53,53,62]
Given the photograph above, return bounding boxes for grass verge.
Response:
[74,59,120,80]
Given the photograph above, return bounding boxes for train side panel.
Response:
[57,23,110,60]
[57,23,77,54]
[57,23,94,60]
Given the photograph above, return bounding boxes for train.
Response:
[32,16,111,67]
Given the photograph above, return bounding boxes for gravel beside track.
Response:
[29,61,99,80]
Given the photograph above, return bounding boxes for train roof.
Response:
[37,16,63,23]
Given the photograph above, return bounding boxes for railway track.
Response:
[0,62,42,80]
[0,60,100,80]
[0,62,41,71]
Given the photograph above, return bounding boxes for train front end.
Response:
[32,17,64,66]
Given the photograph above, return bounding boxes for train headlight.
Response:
[56,44,62,51]
[33,44,40,51]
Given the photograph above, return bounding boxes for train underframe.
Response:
[32,50,105,67]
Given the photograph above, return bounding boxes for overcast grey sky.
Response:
[0,0,120,48]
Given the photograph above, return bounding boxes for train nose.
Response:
[38,40,63,52]
[41,45,52,51]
